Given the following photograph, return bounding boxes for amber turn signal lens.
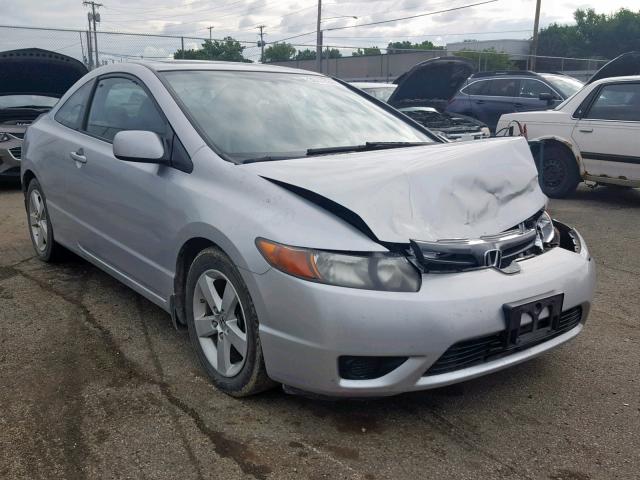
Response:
[255,238,320,280]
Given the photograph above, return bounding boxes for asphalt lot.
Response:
[1,180,638,480]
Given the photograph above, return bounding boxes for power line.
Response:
[324,29,532,40]
[323,0,500,32]
[269,0,499,44]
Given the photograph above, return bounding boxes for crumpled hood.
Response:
[244,137,546,244]
[0,48,88,97]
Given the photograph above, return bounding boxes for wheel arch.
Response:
[21,169,37,194]
[528,135,585,177]
[172,225,270,325]
[174,237,218,324]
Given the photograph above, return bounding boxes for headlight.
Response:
[536,211,556,246]
[0,133,10,142]
[256,238,421,292]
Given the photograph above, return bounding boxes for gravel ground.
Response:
[1,180,638,480]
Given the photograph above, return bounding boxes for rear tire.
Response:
[25,179,64,262]
[539,144,580,198]
[185,247,275,397]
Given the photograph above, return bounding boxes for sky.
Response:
[0,0,638,62]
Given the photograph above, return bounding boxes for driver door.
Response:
[65,74,183,302]
[571,81,640,183]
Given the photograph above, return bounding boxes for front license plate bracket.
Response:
[502,293,564,348]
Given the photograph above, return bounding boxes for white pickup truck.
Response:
[497,59,640,198]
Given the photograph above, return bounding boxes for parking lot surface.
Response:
[1,181,638,480]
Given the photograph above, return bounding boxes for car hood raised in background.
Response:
[587,51,640,84]
[0,48,88,97]
[388,56,474,109]
[244,137,545,244]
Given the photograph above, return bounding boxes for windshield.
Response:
[161,71,432,163]
[0,94,58,109]
[361,86,397,102]
[540,74,583,98]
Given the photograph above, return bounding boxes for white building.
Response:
[446,39,531,61]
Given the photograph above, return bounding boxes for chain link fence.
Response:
[1,24,609,82]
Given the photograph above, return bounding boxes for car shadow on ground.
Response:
[0,178,21,191]
[566,185,640,208]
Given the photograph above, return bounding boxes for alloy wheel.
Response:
[192,269,248,377]
[29,189,48,253]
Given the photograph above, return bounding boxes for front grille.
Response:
[10,132,25,139]
[424,306,583,376]
[9,147,21,159]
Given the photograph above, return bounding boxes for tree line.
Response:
[173,9,640,64]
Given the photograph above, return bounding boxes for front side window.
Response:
[161,71,432,163]
[585,83,640,121]
[54,81,94,130]
[519,79,555,99]
[86,77,166,142]
[485,79,517,97]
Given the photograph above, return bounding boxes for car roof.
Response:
[130,59,318,76]
[470,70,542,79]
[588,74,640,87]
[350,82,397,88]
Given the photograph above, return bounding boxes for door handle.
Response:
[578,128,593,133]
[69,149,87,164]
[475,100,485,104]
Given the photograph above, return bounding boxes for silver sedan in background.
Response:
[22,61,595,397]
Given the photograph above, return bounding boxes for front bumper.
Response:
[247,230,595,397]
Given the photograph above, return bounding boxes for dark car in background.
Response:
[0,48,87,178]
[357,57,490,141]
[448,71,584,131]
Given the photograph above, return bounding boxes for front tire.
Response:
[185,247,274,397]
[25,179,64,262]
[539,144,580,198]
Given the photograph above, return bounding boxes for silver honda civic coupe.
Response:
[21,61,595,397]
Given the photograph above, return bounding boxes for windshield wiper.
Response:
[241,154,302,164]
[3,105,52,110]
[306,141,430,156]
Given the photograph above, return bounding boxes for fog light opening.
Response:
[338,356,407,380]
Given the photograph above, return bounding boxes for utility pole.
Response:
[207,26,214,41]
[530,0,541,71]
[257,25,266,63]
[83,1,102,68]
[86,15,93,69]
[315,0,322,73]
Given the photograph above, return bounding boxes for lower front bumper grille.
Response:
[424,306,583,376]
[9,147,21,160]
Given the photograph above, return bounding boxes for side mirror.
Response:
[538,92,555,104]
[113,130,166,163]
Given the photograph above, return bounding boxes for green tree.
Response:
[264,42,297,62]
[352,46,382,56]
[386,40,443,54]
[324,48,342,59]
[174,37,250,62]
[295,49,316,60]
[538,8,640,59]
[454,48,514,71]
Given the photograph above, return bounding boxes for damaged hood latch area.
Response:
[243,137,546,246]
